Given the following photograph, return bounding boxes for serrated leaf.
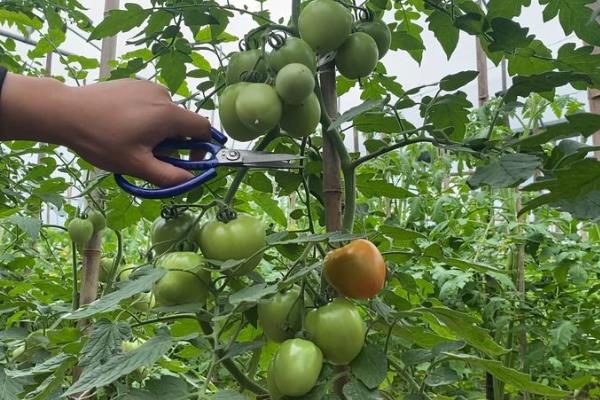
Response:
[328,99,387,132]
[540,0,600,46]
[357,179,416,199]
[5,215,41,238]
[487,0,531,18]
[80,319,131,368]
[505,71,592,102]
[342,379,380,400]
[468,153,541,189]
[445,354,570,397]
[0,368,22,400]
[63,267,165,319]
[89,3,151,40]
[425,366,459,387]
[488,18,534,53]
[229,284,278,306]
[253,193,286,226]
[427,10,459,59]
[440,71,479,92]
[65,329,174,396]
[211,391,248,400]
[550,320,577,349]
[351,345,388,389]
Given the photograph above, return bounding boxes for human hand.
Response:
[0,74,211,187]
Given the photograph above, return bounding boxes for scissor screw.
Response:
[226,150,241,161]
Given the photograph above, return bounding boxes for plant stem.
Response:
[292,0,301,32]
[224,127,280,205]
[351,134,434,168]
[71,241,79,310]
[104,229,123,294]
[198,320,267,395]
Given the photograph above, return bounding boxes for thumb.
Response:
[137,154,195,188]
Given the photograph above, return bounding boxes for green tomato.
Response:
[219,83,261,142]
[258,286,304,343]
[226,50,267,84]
[235,83,282,133]
[153,252,210,306]
[122,339,148,380]
[271,338,323,397]
[68,218,93,245]
[335,32,379,79]
[99,257,115,282]
[267,358,284,400]
[305,298,365,365]
[280,93,321,138]
[151,213,199,256]
[131,292,156,312]
[355,20,392,58]
[87,210,106,233]
[275,63,315,105]
[197,214,266,275]
[299,0,352,53]
[269,37,317,73]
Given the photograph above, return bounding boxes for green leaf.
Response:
[127,376,192,400]
[357,179,416,199]
[342,379,380,400]
[211,391,248,400]
[380,225,425,241]
[444,258,503,274]
[328,98,387,132]
[0,367,23,400]
[513,114,600,147]
[556,44,600,86]
[253,193,286,226]
[106,193,142,230]
[540,0,600,46]
[424,366,459,387]
[487,0,531,18]
[0,9,42,29]
[440,71,479,92]
[550,320,577,349]
[158,50,191,93]
[354,113,401,133]
[63,266,165,319]
[507,40,554,76]
[424,92,472,141]
[247,173,273,193]
[229,283,278,306]
[80,319,131,368]
[89,3,151,40]
[29,358,74,400]
[65,328,174,396]
[505,71,592,102]
[521,158,600,218]
[445,354,570,397]
[28,29,66,59]
[468,153,542,189]
[351,345,388,389]
[6,215,41,238]
[454,12,488,35]
[488,18,534,53]
[424,308,507,356]
[427,10,459,59]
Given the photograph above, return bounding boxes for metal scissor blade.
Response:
[242,161,304,169]
[238,150,305,164]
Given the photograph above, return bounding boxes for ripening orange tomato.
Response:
[323,239,386,299]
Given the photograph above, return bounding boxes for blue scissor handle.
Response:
[115,169,217,199]
[114,127,228,199]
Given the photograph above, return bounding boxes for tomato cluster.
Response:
[220,43,321,141]
[219,0,390,143]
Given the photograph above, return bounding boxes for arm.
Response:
[0,72,211,187]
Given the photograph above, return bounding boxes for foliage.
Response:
[1,0,600,399]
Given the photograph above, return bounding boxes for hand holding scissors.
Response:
[115,128,302,199]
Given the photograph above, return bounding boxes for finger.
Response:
[170,105,211,140]
[190,149,206,161]
[138,154,195,188]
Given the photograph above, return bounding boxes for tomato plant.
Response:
[3,0,600,399]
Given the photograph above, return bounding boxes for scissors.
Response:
[115,127,303,199]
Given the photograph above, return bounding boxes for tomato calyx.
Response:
[216,207,238,223]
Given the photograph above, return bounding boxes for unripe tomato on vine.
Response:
[324,239,386,299]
